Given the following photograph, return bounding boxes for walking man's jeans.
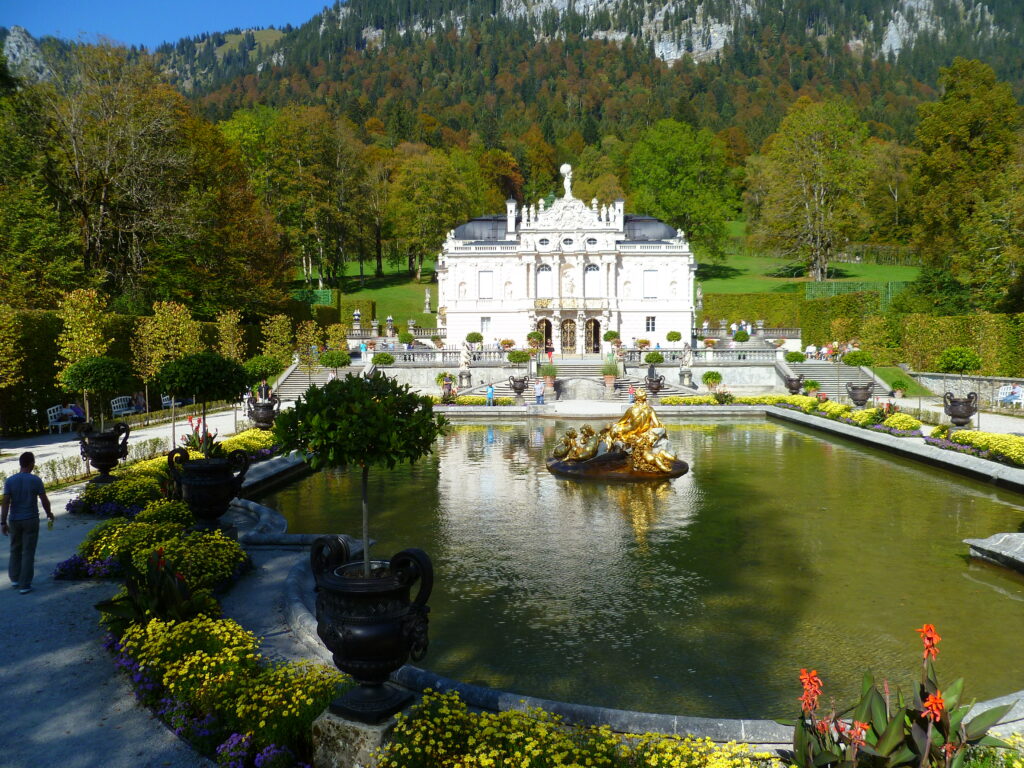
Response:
[535,394,544,404]
[9,518,39,587]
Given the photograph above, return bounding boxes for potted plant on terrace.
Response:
[601,360,620,387]
[636,338,651,350]
[506,350,531,400]
[666,331,682,344]
[803,379,822,398]
[243,354,286,430]
[274,373,447,723]
[159,351,251,529]
[891,376,913,399]
[842,350,876,407]
[603,329,621,347]
[701,370,722,392]
[539,363,558,388]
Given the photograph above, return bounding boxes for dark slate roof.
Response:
[623,215,677,241]
[452,215,509,241]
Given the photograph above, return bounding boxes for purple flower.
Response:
[254,744,295,768]
[216,732,253,768]
[53,554,91,580]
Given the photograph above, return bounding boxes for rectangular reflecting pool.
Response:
[260,419,1024,718]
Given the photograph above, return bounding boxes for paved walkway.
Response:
[2,396,1023,767]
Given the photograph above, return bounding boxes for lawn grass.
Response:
[333,258,439,330]
[873,366,934,397]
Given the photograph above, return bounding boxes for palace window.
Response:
[584,264,601,297]
[539,238,550,245]
[586,238,597,245]
[478,270,493,299]
[536,264,553,297]
[480,317,491,336]
[643,270,658,299]
[646,316,656,333]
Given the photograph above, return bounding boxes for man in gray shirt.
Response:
[2,452,54,594]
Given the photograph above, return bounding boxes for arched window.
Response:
[536,264,553,297]
[584,264,601,297]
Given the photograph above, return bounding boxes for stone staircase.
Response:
[786,361,883,399]
[274,366,361,401]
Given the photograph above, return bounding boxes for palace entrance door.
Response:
[560,319,577,353]
[584,318,600,354]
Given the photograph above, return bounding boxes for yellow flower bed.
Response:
[816,401,852,419]
[134,499,194,527]
[882,413,922,431]
[949,430,1024,466]
[220,428,276,454]
[121,615,259,679]
[79,519,185,562]
[850,408,880,426]
[377,690,783,768]
[132,530,247,589]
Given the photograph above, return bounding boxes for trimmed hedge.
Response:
[312,304,340,328]
[700,293,803,327]
[337,299,376,325]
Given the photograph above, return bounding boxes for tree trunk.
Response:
[361,464,371,577]
[374,224,384,277]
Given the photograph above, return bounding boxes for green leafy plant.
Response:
[701,370,723,390]
[644,351,665,364]
[95,548,221,638]
[891,377,914,393]
[260,314,293,371]
[936,346,982,375]
[602,330,620,343]
[465,332,483,344]
[666,331,682,342]
[319,350,351,373]
[157,352,250,454]
[843,350,875,367]
[506,350,531,364]
[734,330,750,342]
[372,351,395,366]
[527,330,545,348]
[789,625,1013,768]
[273,373,447,576]
[435,371,455,387]
[601,360,620,376]
[243,354,284,386]
[539,363,558,378]
[430,335,443,348]
[636,338,651,349]
[786,351,808,363]
[61,355,136,427]
[398,331,414,345]
[803,379,821,393]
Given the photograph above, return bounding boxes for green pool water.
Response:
[260,419,1024,719]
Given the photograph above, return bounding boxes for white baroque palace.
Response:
[437,164,697,353]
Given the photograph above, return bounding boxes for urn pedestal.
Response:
[311,536,432,724]
[79,423,130,484]
[508,374,528,405]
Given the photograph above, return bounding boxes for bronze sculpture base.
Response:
[546,450,688,482]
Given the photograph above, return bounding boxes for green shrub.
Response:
[135,500,194,527]
[465,332,483,344]
[601,360,620,376]
[318,350,351,370]
[506,350,531,364]
[785,351,807,363]
[398,331,414,345]
[527,330,545,346]
[931,424,950,439]
[890,376,914,392]
[539,363,558,377]
[936,345,982,374]
[842,350,874,367]
[371,352,395,366]
[79,520,184,563]
[733,330,750,342]
[802,379,820,392]
[666,331,682,342]
[602,330,620,342]
[243,355,284,385]
[73,474,165,515]
[644,351,665,364]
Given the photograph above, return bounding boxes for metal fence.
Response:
[803,281,913,311]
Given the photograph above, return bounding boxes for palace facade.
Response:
[437,165,697,353]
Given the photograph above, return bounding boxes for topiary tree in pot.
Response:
[644,351,665,364]
[62,356,137,482]
[465,332,483,345]
[319,350,351,377]
[666,331,682,343]
[158,352,252,528]
[274,373,447,722]
[701,370,723,392]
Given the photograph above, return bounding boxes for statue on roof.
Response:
[560,163,573,198]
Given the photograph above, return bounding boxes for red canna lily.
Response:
[849,720,870,747]
[916,624,941,660]
[799,668,823,713]
[922,691,945,722]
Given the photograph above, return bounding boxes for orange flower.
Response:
[922,692,945,722]
[799,668,823,713]
[943,743,959,757]
[849,721,871,747]
[916,624,941,660]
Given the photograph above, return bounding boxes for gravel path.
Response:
[0,487,212,768]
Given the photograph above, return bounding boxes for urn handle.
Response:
[390,548,433,608]
[167,446,189,496]
[310,535,352,584]
[966,391,978,407]
[943,391,954,408]
[227,449,250,493]
[115,422,131,459]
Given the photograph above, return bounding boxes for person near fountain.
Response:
[534,377,545,405]
[2,452,55,594]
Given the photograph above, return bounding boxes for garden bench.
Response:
[46,405,74,434]
[161,394,183,409]
[995,385,1022,409]
[110,396,136,418]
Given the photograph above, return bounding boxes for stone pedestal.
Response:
[312,709,395,768]
[458,370,472,389]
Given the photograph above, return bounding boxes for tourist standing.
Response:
[442,373,453,401]
[2,452,54,594]
[486,383,495,406]
[257,379,272,402]
[628,384,636,403]
[534,377,545,405]
[545,338,554,364]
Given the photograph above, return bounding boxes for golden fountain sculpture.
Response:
[546,389,689,481]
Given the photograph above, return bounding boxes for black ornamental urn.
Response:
[247,395,280,430]
[644,365,665,398]
[508,374,528,403]
[79,422,130,484]
[944,391,978,427]
[167,447,250,529]
[845,382,875,407]
[784,375,804,395]
[310,536,432,723]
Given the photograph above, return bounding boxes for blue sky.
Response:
[3,0,330,50]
